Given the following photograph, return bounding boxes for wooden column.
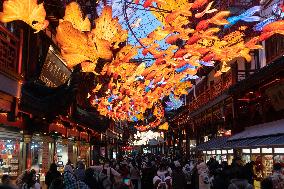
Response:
[23,135,32,170]
[41,136,52,174]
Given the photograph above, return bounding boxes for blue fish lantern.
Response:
[225,6,261,29]
[165,92,183,111]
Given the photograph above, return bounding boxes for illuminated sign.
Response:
[39,46,71,87]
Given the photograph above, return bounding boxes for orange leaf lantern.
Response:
[62,2,91,32]
[92,6,128,49]
[0,0,49,33]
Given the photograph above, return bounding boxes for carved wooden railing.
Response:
[189,71,233,112]
[0,24,20,76]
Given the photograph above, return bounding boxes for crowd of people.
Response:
[0,154,283,189]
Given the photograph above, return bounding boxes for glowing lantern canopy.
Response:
[2,0,284,124]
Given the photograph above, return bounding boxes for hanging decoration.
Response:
[0,0,49,33]
[1,0,284,131]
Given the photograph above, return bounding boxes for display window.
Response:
[221,155,227,162]
[205,155,213,163]
[113,150,117,159]
[213,155,222,163]
[262,155,273,177]
[0,139,20,178]
[242,154,251,164]
[274,155,284,164]
[55,141,68,173]
[253,155,264,179]
[78,144,89,165]
[31,137,43,174]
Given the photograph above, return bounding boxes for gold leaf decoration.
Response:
[0,0,49,33]
[62,2,91,32]
[56,21,98,68]
[92,6,128,49]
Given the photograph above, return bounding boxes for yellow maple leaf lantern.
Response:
[62,2,91,32]
[0,0,49,33]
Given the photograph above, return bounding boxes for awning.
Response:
[197,137,229,151]
[227,119,284,148]
[229,119,284,140]
[197,119,284,151]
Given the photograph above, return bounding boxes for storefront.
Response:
[55,138,68,173]
[0,127,22,179]
[227,119,284,178]
[239,146,284,178]
[197,119,284,189]
[30,134,43,173]
[202,149,234,164]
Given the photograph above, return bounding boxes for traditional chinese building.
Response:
[170,0,284,157]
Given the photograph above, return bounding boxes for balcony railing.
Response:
[189,71,233,112]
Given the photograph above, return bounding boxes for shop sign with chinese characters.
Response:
[39,46,71,87]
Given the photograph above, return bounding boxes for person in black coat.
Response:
[45,163,61,189]
[83,168,98,189]
[211,168,229,189]
[141,162,156,189]
[172,161,186,189]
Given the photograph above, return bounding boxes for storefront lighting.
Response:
[262,148,272,153]
[251,148,260,154]
[228,149,233,154]
[207,151,211,155]
[274,148,284,154]
[216,150,221,154]
[222,150,227,154]
[242,149,251,154]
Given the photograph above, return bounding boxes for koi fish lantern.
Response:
[1,0,284,131]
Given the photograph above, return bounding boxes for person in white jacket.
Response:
[197,162,210,189]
